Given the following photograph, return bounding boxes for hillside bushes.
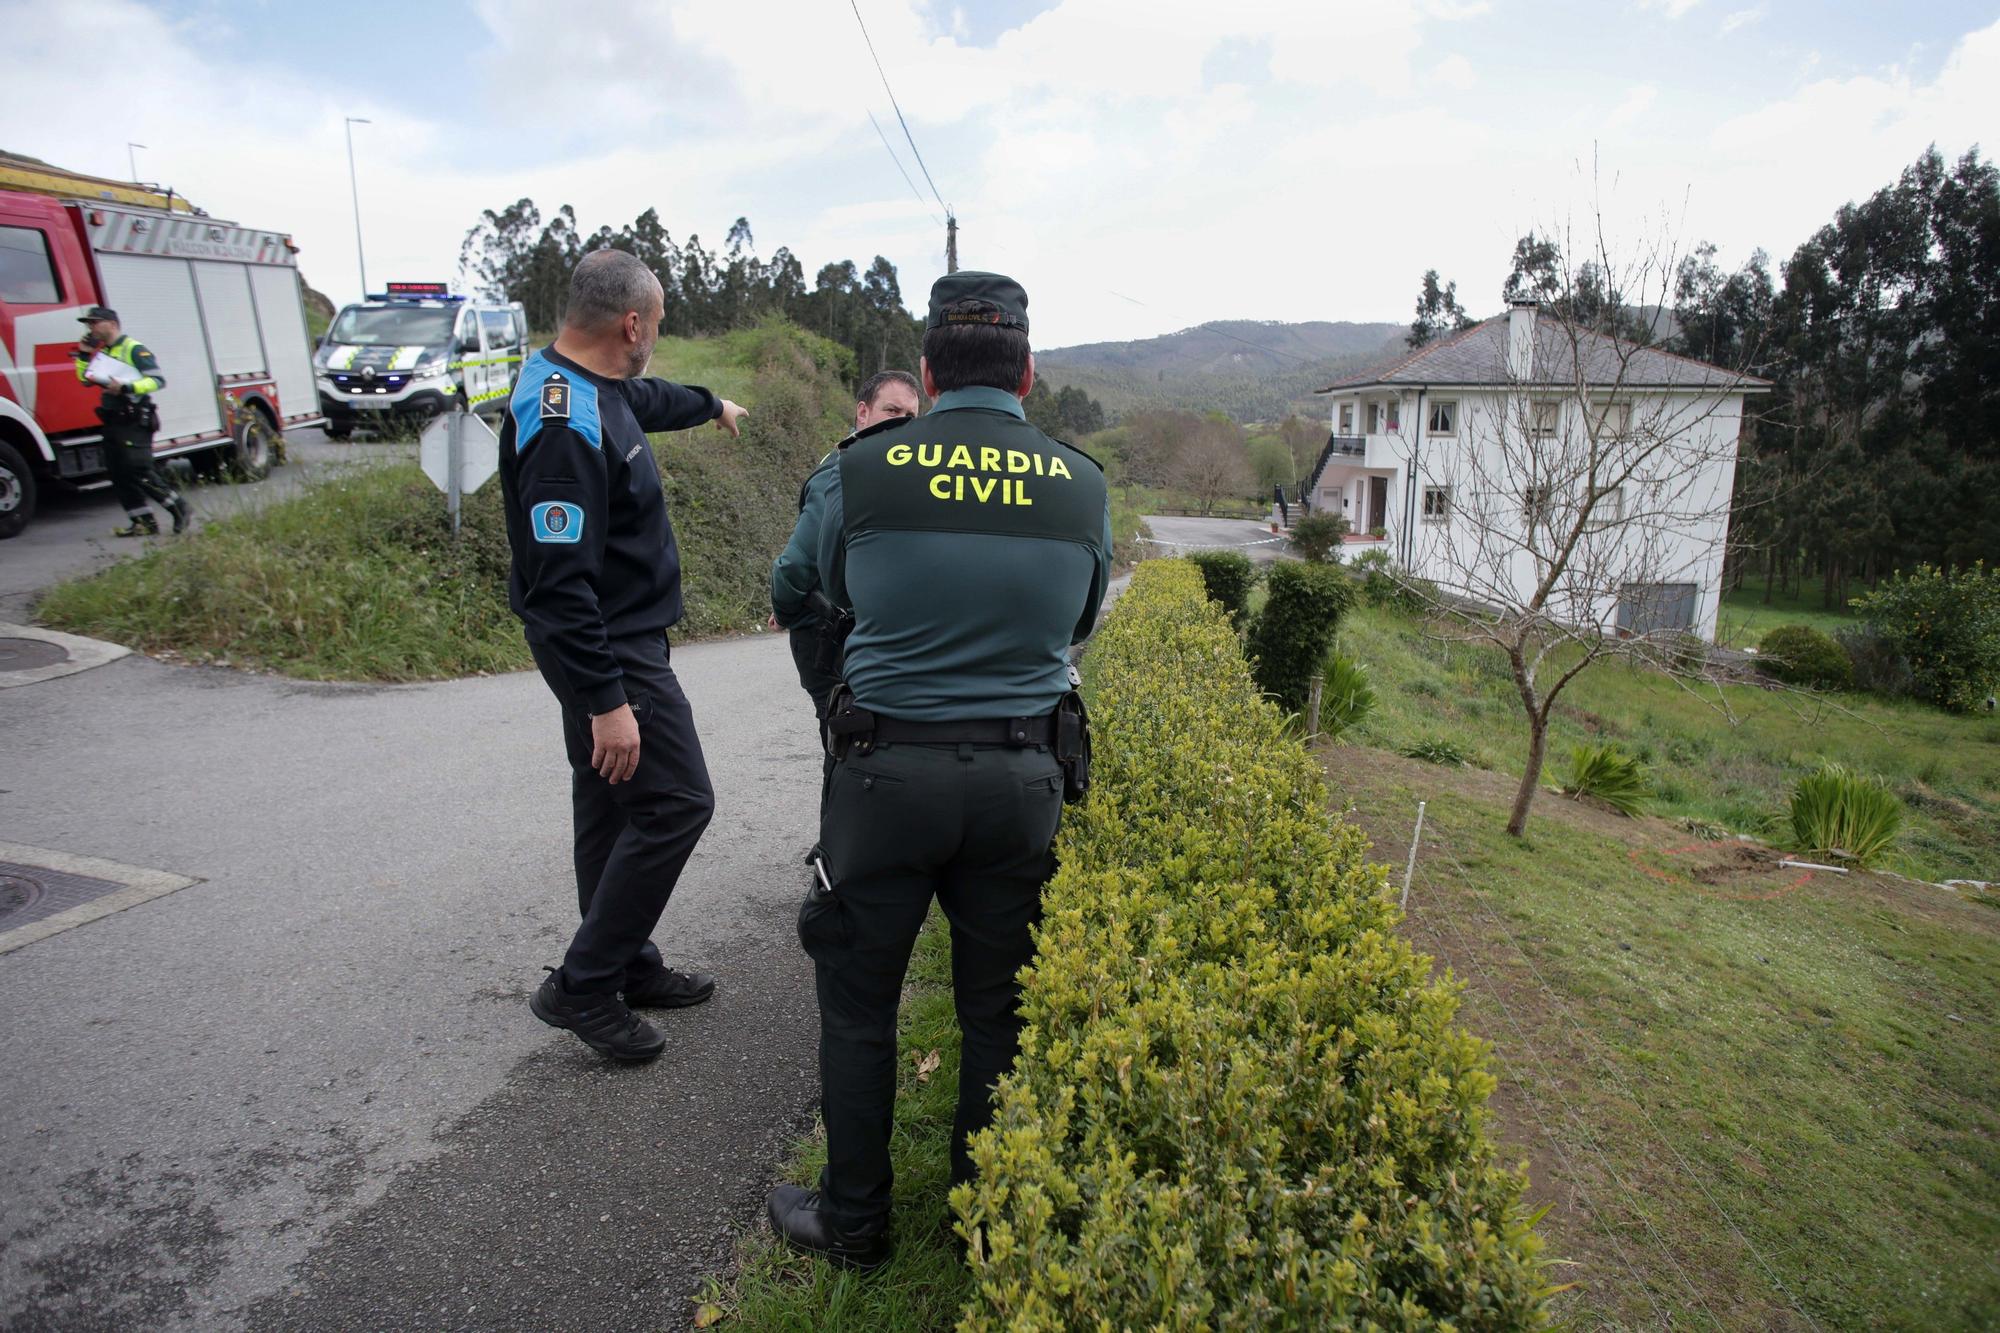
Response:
[1756,624,1854,690]
[953,560,1548,1330]
[1851,563,2000,712]
[1247,560,1356,713]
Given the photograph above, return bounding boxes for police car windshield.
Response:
[329,306,457,347]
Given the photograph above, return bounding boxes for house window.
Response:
[1385,400,1401,431]
[1522,485,1552,525]
[1617,583,1698,635]
[1422,485,1452,524]
[1427,400,1457,435]
[1530,401,1559,440]
[1338,403,1353,433]
[1595,402,1630,438]
[1585,486,1623,531]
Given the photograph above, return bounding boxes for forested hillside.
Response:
[1037,319,1401,422]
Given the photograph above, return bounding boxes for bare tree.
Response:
[1390,213,1769,836]
[1170,418,1251,516]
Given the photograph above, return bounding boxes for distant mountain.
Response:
[1037,319,1404,424]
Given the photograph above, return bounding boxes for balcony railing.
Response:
[1325,434,1366,458]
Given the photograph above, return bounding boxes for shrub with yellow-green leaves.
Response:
[953,559,1549,1331]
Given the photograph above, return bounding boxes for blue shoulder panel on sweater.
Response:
[510,351,602,453]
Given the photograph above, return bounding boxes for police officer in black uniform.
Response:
[767,272,1112,1269]
[74,306,190,536]
[500,250,748,1062]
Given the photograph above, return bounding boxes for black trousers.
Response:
[798,740,1064,1227]
[103,422,181,518]
[787,625,841,816]
[529,632,716,993]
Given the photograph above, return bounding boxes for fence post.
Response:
[1306,677,1324,739]
[1401,800,1426,912]
[447,409,464,537]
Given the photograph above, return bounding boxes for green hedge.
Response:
[1757,624,1854,690]
[953,560,1549,1330]
[1247,560,1357,714]
[1185,549,1259,631]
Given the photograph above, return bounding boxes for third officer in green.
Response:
[767,272,1111,1270]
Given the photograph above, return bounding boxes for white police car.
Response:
[315,283,527,438]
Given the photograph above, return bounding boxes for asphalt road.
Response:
[1137,513,1291,563]
[0,625,824,1328]
[0,429,412,623]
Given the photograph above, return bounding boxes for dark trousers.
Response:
[798,740,1064,1227]
[529,632,716,993]
[103,423,180,518]
[787,625,841,816]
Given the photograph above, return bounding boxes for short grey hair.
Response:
[563,249,660,332]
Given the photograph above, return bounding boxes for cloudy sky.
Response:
[5,0,1994,348]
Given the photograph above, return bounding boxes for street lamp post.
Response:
[344,116,372,298]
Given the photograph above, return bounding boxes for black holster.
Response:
[806,590,855,681]
[822,683,877,759]
[1054,690,1091,804]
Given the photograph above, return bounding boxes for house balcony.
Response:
[1328,432,1406,470]
[1326,433,1367,459]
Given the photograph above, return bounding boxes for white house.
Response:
[1305,302,1770,642]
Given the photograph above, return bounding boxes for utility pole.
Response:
[126,143,146,183]
[344,116,372,297]
[945,212,958,275]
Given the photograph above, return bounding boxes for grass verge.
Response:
[1717,577,1860,648]
[1332,602,1999,882]
[693,912,974,1331]
[1327,747,2000,1329]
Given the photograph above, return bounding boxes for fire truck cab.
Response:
[314,285,527,438]
[0,185,324,539]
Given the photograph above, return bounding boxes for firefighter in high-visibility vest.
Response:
[74,305,190,536]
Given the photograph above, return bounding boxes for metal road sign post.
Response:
[419,410,499,535]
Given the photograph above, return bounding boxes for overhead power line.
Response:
[868,110,941,226]
[849,0,950,217]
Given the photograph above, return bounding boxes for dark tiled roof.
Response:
[1316,313,1771,392]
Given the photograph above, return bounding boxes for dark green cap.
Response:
[926,271,1028,336]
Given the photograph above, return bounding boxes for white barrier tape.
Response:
[1138,535,1287,549]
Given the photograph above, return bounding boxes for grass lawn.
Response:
[1717,576,1861,649]
[1331,602,2000,883]
[695,912,974,1331]
[1326,746,2000,1329]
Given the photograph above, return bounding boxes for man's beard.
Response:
[626,341,653,378]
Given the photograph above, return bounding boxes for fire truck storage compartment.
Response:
[191,260,266,376]
[93,252,222,441]
[248,265,316,421]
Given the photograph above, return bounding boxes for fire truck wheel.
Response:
[324,419,353,440]
[0,439,35,539]
[228,411,277,482]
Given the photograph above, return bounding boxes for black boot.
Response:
[530,969,666,1061]
[112,513,160,538]
[622,964,716,1009]
[168,492,193,534]
[767,1184,891,1272]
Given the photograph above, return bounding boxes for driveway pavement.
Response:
[0,629,823,1330]
[1138,514,1291,563]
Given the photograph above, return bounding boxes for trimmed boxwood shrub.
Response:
[1185,549,1259,632]
[1246,560,1356,714]
[1289,510,1350,562]
[953,560,1549,1329]
[1757,624,1854,690]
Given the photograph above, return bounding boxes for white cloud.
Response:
[4,1,1996,352]
[1719,6,1765,35]
[1638,0,1702,17]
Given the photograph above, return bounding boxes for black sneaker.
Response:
[169,493,192,534]
[112,514,160,538]
[529,969,666,1061]
[623,965,716,1009]
[767,1184,891,1272]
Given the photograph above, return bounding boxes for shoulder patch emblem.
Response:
[530,500,584,544]
[541,376,570,420]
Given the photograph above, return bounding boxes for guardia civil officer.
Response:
[501,249,748,1062]
[767,272,1112,1269]
[74,306,190,537]
[772,369,923,810]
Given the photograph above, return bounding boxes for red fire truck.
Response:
[0,182,325,538]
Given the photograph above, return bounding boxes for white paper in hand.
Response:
[86,352,141,387]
